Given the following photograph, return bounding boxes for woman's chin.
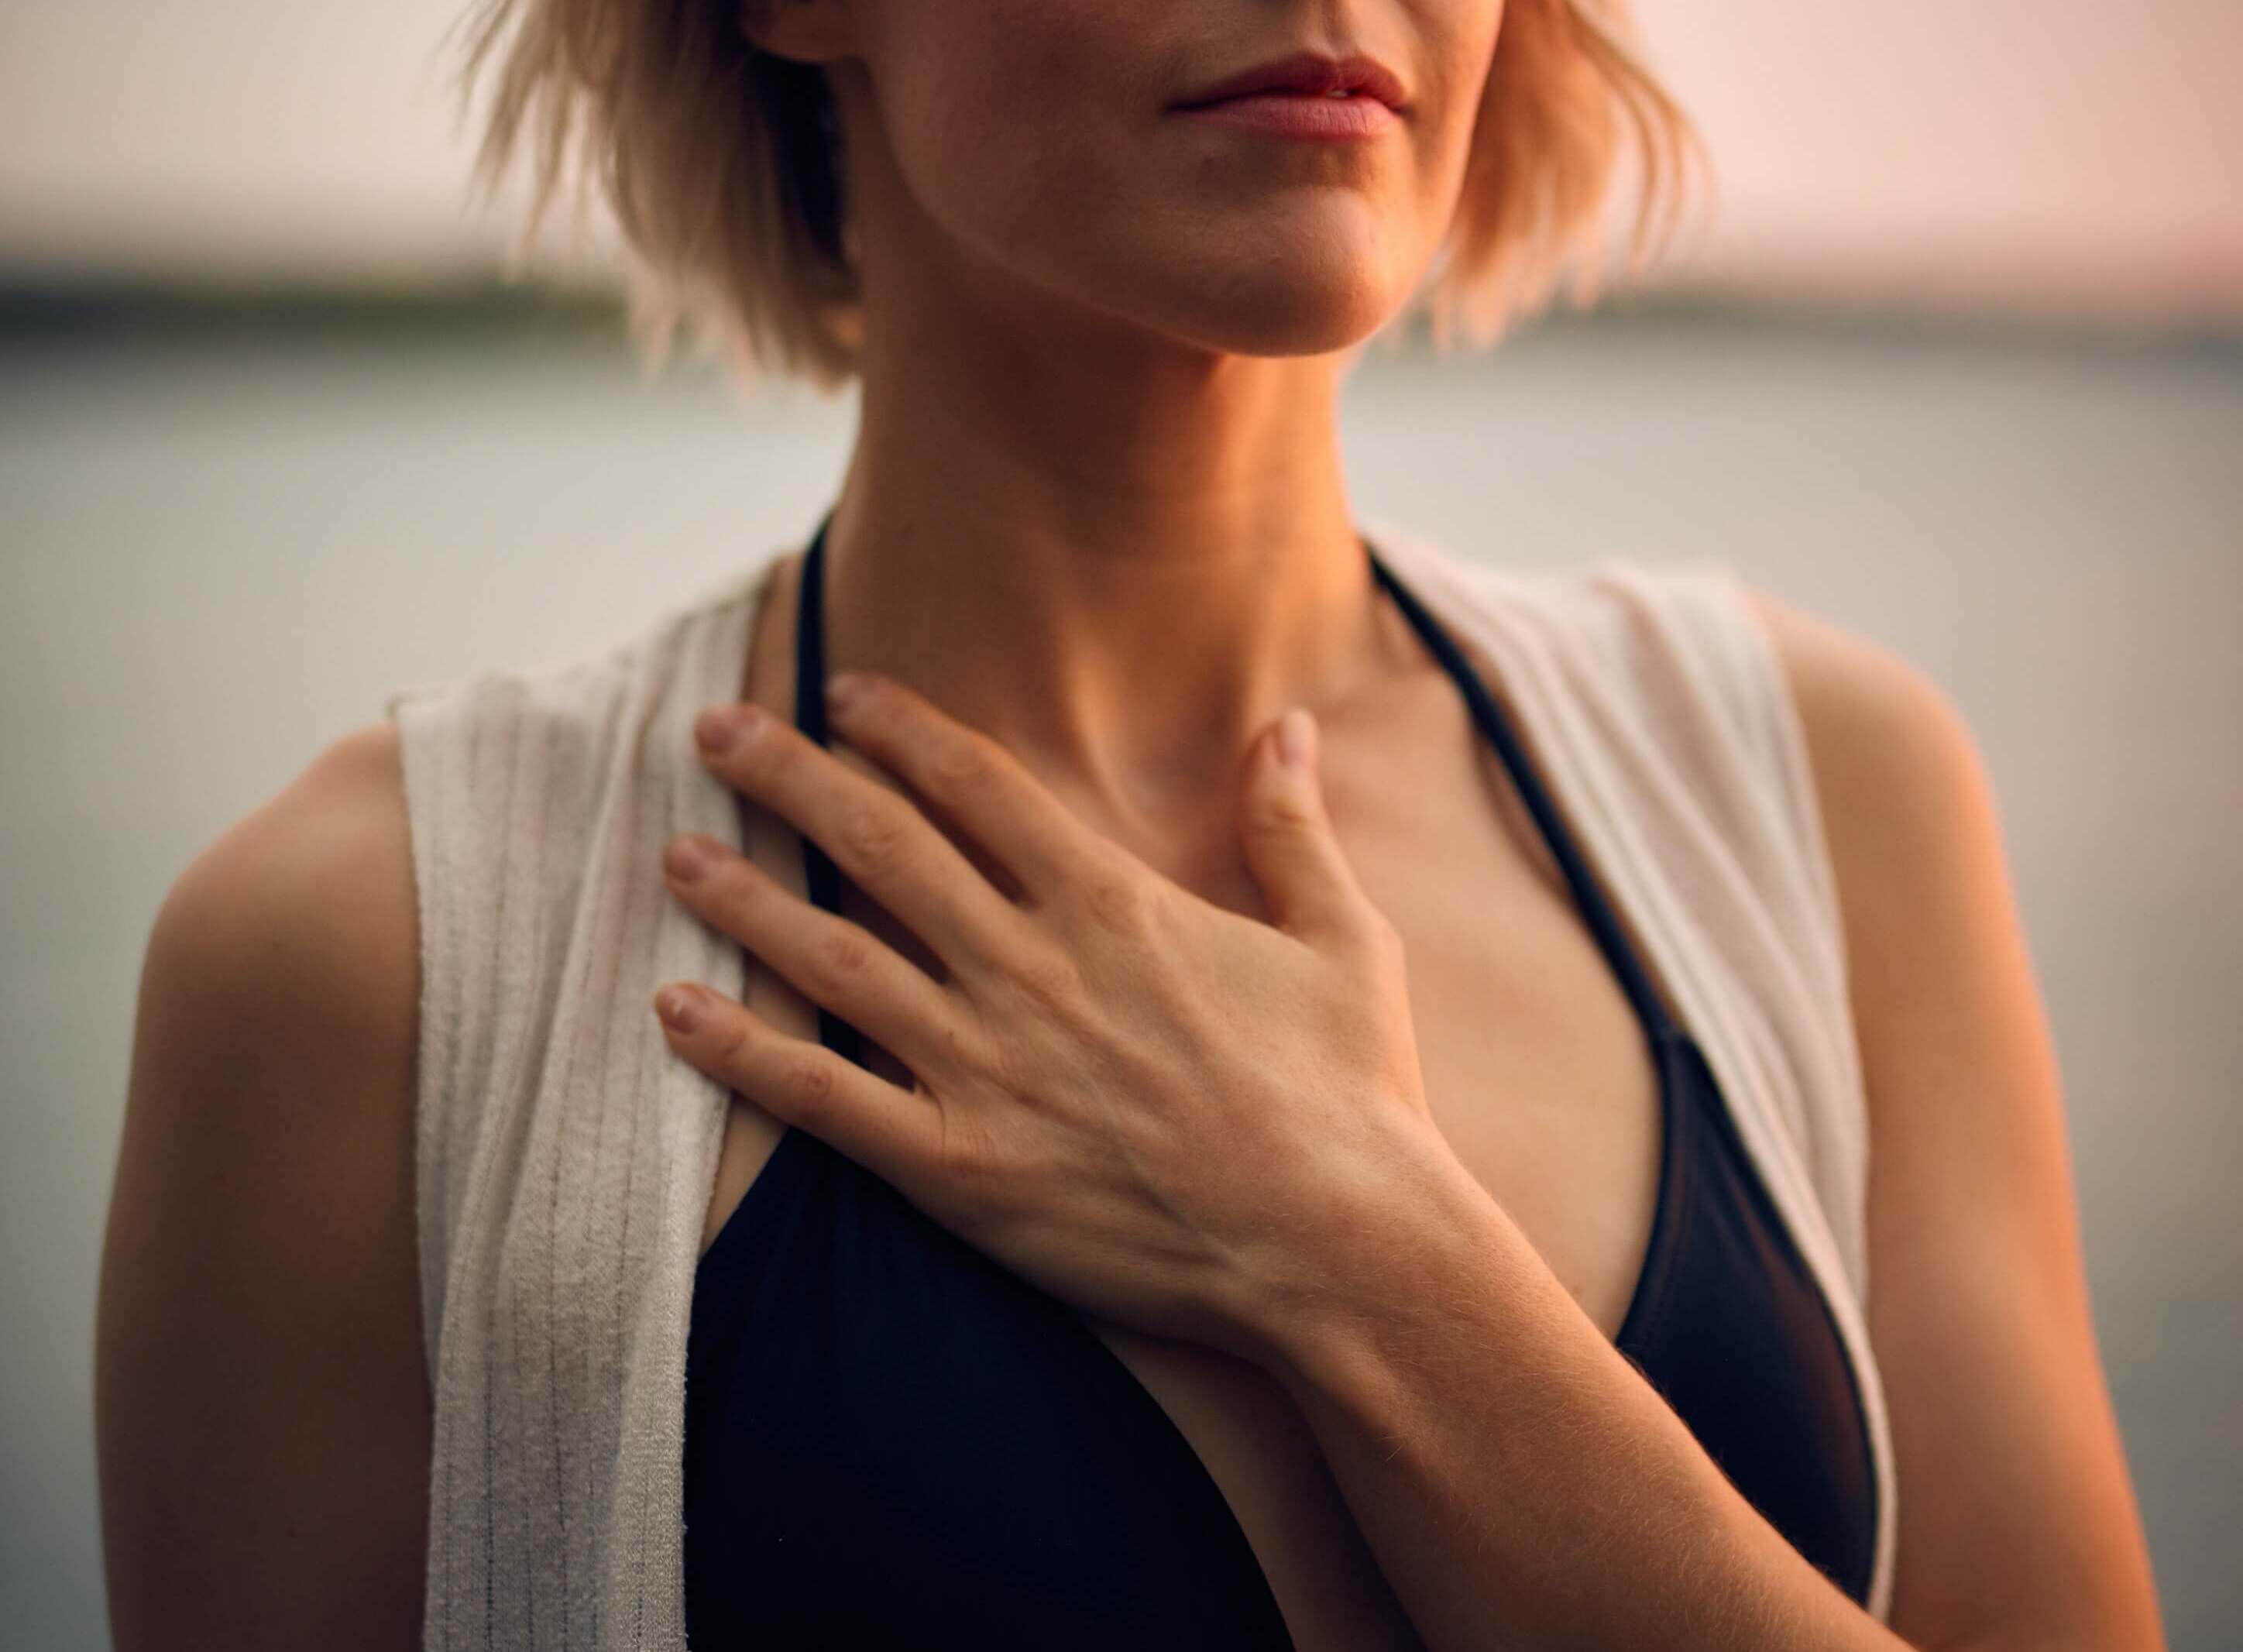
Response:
[1156,222,1413,354]
[1163,280,1405,359]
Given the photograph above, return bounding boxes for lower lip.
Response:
[1174,92,1399,142]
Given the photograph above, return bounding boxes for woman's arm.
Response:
[1235,596,2165,1652]
[96,722,431,1651]
[1754,589,2166,1650]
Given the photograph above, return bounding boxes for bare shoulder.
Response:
[1735,586,2004,1005]
[1738,585,2167,1648]
[147,718,420,1063]
[1734,579,2043,1128]
[1737,584,1982,857]
[98,719,428,1650]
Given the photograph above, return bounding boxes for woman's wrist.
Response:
[1221,1114,1499,1389]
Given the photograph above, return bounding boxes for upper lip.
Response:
[1173,50,1410,113]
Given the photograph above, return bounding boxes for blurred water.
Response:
[2,311,2236,1649]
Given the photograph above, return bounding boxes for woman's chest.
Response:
[691,682,1678,1649]
[1063,712,1676,1650]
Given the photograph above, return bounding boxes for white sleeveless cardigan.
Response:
[386,519,1898,1647]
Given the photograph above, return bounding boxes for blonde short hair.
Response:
[453,0,1697,391]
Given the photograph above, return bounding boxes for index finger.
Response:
[823,671,1125,909]
[694,699,1026,978]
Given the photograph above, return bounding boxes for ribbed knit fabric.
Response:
[385,517,1898,1647]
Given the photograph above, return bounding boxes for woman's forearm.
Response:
[1242,1139,1914,1652]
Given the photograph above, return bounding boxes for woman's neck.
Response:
[816,320,1406,835]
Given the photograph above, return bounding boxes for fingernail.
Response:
[665,835,714,882]
[696,704,759,753]
[1277,706,1314,769]
[655,984,703,1032]
[826,670,870,716]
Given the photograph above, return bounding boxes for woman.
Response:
[96,0,2166,1647]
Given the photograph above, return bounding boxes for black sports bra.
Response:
[682,513,1877,1644]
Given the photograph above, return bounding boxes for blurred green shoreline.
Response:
[3,274,2237,365]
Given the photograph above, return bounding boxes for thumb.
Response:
[1236,706,1372,946]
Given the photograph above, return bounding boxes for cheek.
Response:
[886,19,1145,247]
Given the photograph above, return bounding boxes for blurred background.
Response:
[2,2,2237,1647]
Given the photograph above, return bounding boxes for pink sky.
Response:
[2,0,2238,319]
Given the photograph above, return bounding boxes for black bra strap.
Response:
[1364,540,1679,1049]
[792,506,863,1066]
